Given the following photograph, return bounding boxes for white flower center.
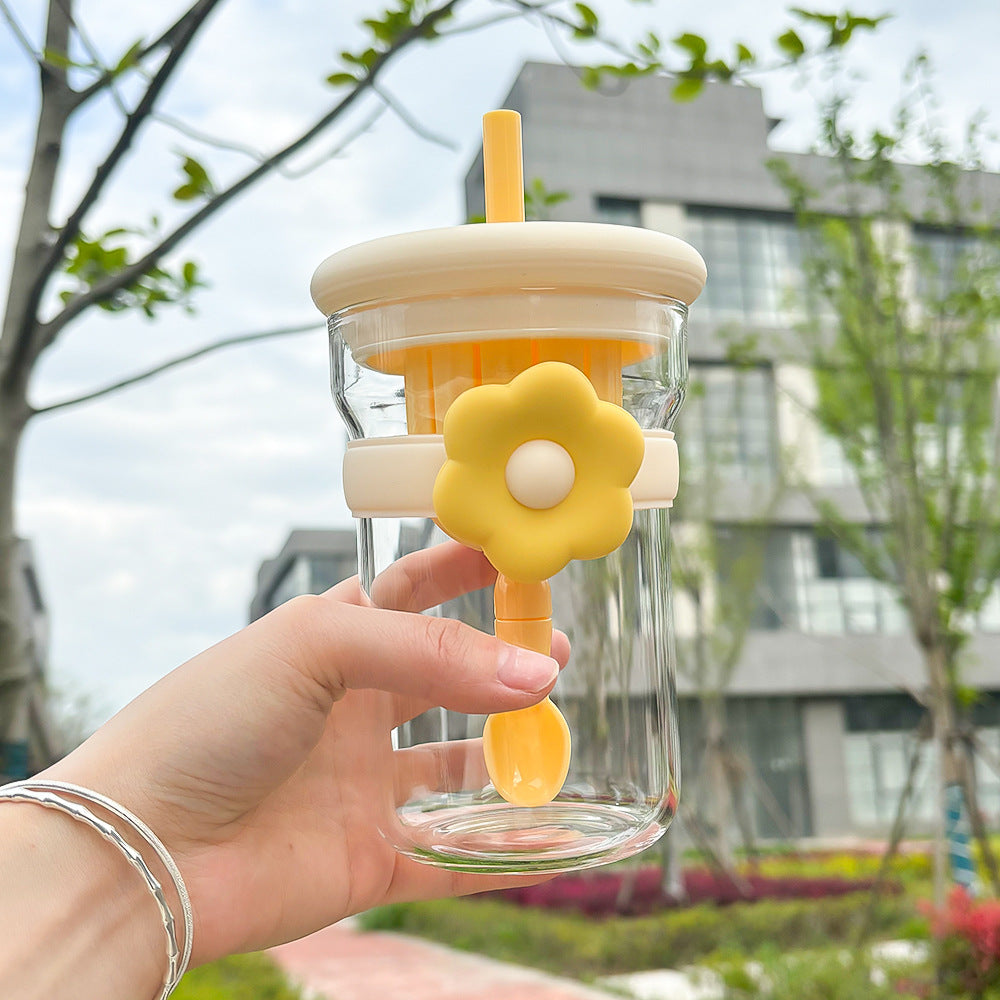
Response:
[504,439,576,510]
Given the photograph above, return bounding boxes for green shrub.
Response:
[717,947,926,1000]
[359,892,912,978]
[172,953,304,1000]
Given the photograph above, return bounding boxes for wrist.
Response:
[0,798,168,1000]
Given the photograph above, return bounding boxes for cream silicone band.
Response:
[343,429,678,518]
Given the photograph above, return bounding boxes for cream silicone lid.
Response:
[310,221,706,372]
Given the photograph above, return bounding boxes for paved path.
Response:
[269,919,613,1000]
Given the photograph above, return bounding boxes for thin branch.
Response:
[436,9,523,36]
[41,0,466,344]
[39,0,223,286]
[0,0,41,65]
[10,0,224,383]
[372,82,458,151]
[71,3,208,109]
[157,113,270,163]
[279,105,386,181]
[30,321,319,416]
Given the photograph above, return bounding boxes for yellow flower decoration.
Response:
[432,361,644,582]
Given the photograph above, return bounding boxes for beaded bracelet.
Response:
[0,780,194,999]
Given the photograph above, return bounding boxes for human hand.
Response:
[42,541,568,966]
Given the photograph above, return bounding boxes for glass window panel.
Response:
[686,208,805,322]
[594,196,641,226]
[815,536,839,579]
[845,735,878,827]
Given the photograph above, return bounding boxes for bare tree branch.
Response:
[372,83,458,150]
[279,106,387,181]
[31,321,319,416]
[436,9,523,36]
[0,0,41,66]
[155,112,271,163]
[40,0,466,346]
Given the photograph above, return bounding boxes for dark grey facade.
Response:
[249,528,357,621]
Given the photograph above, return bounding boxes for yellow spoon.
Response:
[484,576,571,807]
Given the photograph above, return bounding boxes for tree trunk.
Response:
[659,824,687,902]
[0,0,75,777]
[704,693,733,869]
[923,641,995,902]
[0,396,31,776]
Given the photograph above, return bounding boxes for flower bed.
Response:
[489,866,899,916]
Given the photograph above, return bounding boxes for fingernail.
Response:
[496,646,559,693]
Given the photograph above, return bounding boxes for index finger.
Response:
[369,539,497,613]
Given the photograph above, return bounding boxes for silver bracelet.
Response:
[0,780,194,998]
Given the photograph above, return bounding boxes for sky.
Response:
[1,0,999,725]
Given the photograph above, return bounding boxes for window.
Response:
[684,208,807,325]
[843,693,1000,828]
[814,431,860,488]
[309,554,355,593]
[911,227,999,300]
[594,195,641,227]
[267,556,311,612]
[678,696,812,838]
[266,552,356,613]
[680,363,777,485]
[789,530,906,634]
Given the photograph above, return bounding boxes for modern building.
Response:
[252,63,1000,842]
[0,539,58,781]
[249,528,358,621]
[463,62,1000,840]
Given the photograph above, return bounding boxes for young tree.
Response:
[769,61,1000,899]
[0,0,882,770]
[671,386,792,876]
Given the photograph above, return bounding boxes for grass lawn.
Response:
[172,953,304,1000]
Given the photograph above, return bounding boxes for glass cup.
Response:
[312,221,705,873]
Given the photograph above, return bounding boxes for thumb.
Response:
[273,594,560,715]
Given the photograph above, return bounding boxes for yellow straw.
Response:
[483,110,525,224]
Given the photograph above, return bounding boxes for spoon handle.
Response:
[483,577,572,807]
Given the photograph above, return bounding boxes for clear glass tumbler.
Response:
[313,221,704,873]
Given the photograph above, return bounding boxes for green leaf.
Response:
[363,17,396,43]
[580,65,602,89]
[112,39,144,77]
[672,77,704,102]
[573,2,599,37]
[736,43,754,64]
[326,71,359,86]
[789,8,834,25]
[673,33,708,60]
[42,48,77,70]
[182,261,198,286]
[776,29,806,58]
[174,154,214,201]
